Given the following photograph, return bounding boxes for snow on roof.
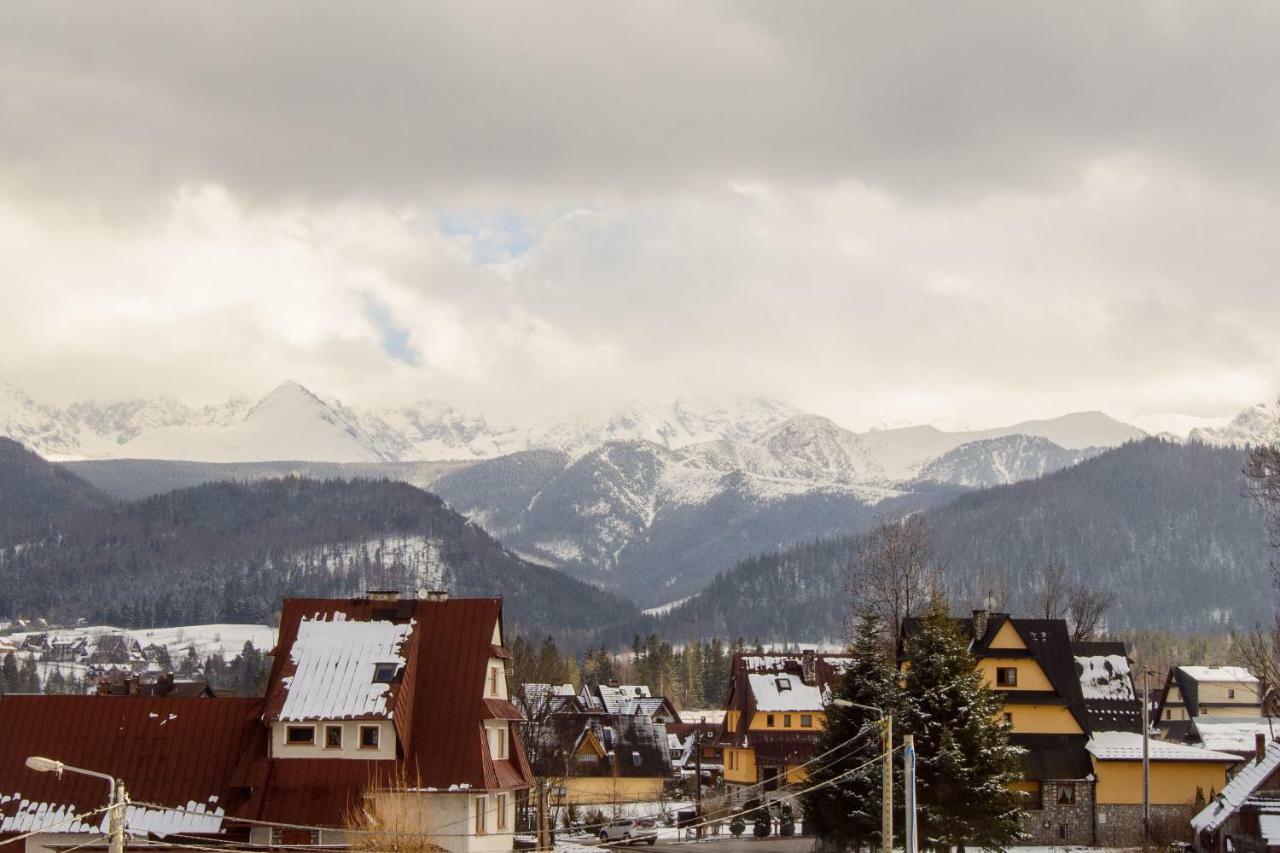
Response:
[1179,666,1259,684]
[597,685,652,714]
[1087,731,1240,762]
[1192,739,1280,833]
[748,672,824,712]
[1193,718,1279,754]
[278,613,414,721]
[1076,654,1135,700]
[0,797,224,837]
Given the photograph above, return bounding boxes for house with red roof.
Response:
[0,591,533,853]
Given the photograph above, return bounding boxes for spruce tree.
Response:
[901,598,1023,851]
[802,609,900,852]
[0,654,18,693]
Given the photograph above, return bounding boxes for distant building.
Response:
[1156,666,1266,739]
[718,650,850,793]
[0,592,533,853]
[1192,735,1280,853]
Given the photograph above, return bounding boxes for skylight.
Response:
[373,662,399,683]
[776,677,791,691]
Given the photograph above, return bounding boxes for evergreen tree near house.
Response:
[802,609,901,852]
[901,598,1023,851]
[0,654,18,693]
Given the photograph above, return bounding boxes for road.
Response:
[649,837,812,853]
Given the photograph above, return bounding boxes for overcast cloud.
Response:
[1,1,1278,428]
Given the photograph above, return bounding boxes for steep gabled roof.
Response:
[1192,739,1280,834]
[900,614,1092,732]
[719,653,850,749]
[1072,640,1143,733]
[0,695,263,837]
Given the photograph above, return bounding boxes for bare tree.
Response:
[1066,586,1116,640]
[847,514,942,647]
[1037,559,1071,620]
[1237,415,1280,689]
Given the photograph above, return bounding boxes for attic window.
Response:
[632,751,642,767]
[776,677,792,691]
[373,663,399,683]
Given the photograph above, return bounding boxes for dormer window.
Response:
[776,678,791,691]
[373,662,399,683]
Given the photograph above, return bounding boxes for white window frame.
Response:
[474,795,488,835]
[359,724,380,750]
[324,724,343,749]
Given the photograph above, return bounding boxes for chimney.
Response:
[607,679,620,688]
[366,589,400,601]
[973,610,990,642]
[1258,734,1267,762]
[802,649,817,685]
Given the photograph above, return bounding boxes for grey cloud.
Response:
[4,2,1280,203]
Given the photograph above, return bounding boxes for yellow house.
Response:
[901,611,1237,847]
[1156,666,1265,734]
[719,651,848,792]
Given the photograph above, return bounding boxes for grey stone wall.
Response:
[1018,780,1095,846]
[1096,803,1197,847]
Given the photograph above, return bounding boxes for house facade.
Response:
[718,651,849,793]
[901,612,1238,846]
[0,592,533,853]
[1192,736,1280,853]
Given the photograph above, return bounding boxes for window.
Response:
[286,725,315,745]
[496,794,508,831]
[775,677,791,691]
[1165,710,1172,720]
[474,796,488,835]
[766,714,775,727]
[1057,783,1076,805]
[489,725,507,759]
[359,725,380,749]
[783,714,792,728]
[489,666,500,696]
[631,750,642,767]
[1058,825,1068,840]
[1229,689,1236,699]
[800,714,813,728]
[1002,712,1013,727]
[373,662,398,683]
[996,667,1018,687]
[325,725,343,749]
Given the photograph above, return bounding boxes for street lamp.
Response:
[830,701,893,853]
[25,756,127,853]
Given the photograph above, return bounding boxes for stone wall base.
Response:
[1018,781,1095,846]
[1096,803,1197,847]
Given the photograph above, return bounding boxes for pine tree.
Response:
[18,656,39,692]
[0,654,18,693]
[802,610,900,852]
[901,598,1023,850]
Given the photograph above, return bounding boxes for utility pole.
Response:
[882,714,893,853]
[536,779,551,851]
[693,726,704,840]
[903,734,917,853]
[1142,666,1151,844]
[109,779,127,853]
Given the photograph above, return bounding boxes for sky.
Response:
[2,1,1279,430]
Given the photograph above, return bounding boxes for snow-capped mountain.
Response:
[117,381,402,463]
[0,380,83,459]
[914,434,1102,489]
[1189,400,1280,448]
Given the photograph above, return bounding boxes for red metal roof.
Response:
[0,695,263,830]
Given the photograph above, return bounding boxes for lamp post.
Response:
[831,700,892,853]
[25,757,126,853]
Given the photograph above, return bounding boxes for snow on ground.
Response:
[7,623,277,659]
[644,598,693,617]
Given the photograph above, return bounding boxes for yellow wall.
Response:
[748,711,826,731]
[1004,704,1084,734]
[561,776,665,806]
[978,658,1055,692]
[726,711,740,732]
[1092,759,1232,805]
[786,764,808,785]
[724,747,756,784]
[988,621,1027,650]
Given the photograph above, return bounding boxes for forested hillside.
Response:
[0,438,113,541]
[638,439,1271,642]
[0,464,637,647]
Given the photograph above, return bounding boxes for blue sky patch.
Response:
[362,294,420,366]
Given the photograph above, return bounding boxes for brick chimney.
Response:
[972,610,990,642]
[802,649,817,685]
[1258,733,1267,762]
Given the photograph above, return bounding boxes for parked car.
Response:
[599,817,658,845]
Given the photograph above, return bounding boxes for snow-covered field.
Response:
[7,623,277,659]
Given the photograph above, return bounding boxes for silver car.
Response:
[599,817,658,845]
